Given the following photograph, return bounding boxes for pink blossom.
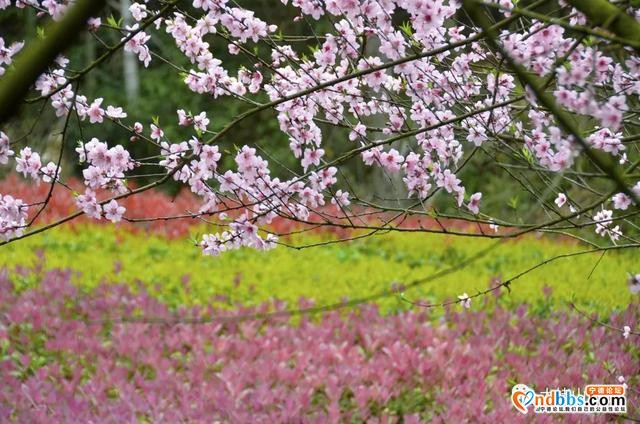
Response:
[301,148,324,171]
[40,162,61,183]
[102,199,125,223]
[106,106,127,119]
[177,109,192,126]
[123,25,151,67]
[0,130,13,164]
[86,98,105,123]
[193,112,209,131]
[331,189,350,207]
[348,123,366,141]
[379,149,403,172]
[467,192,482,215]
[0,194,27,240]
[15,147,42,180]
[129,3,147,21]
[612,193,632,210]
[249,71,263,93]
[598,108,623,131]
[75,189,101,220]
[150,124,164,141]
[466,125,486,146]
[437,169,462,195]
[87,17,101,32]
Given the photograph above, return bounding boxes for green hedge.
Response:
[3,225,637,314]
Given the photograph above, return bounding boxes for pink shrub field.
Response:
[0,268,637,423]
[2,0,640,421]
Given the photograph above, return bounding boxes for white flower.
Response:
[489,221,499,232]
[457,293,471,309]
[106,106,127,119]
[593,209,621,242]
[618,376,628,389]
[629,273,640,294]
[623,325,631,339]
[619,153,628,165]
[569,204,580,218]
[554,193,567,208]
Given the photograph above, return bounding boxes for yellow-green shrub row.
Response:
[2,225,636,314]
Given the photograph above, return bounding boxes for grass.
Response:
[2,224,637,314]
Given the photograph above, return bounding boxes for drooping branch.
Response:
[464,0,640,205]
[0,0,106,126]
[566,0,640,50]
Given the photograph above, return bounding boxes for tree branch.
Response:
[0,0,106,126]
[566,0,640,50]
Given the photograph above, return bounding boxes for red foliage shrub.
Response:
[0,173,529,240]
[0,267,637,422]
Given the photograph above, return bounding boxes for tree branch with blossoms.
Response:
[0,0,639,309]
[0,0,106,124]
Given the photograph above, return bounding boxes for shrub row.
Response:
[1,268,637,422]
[4,225,637,314]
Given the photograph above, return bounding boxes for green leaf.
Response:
[106,14,119,29]
[400,21,413,37]
[521,146,535,165]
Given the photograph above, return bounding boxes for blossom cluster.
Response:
[0,174,360,238]
[0,36,23,76]
[0,131,13,165]
[0,194,27,241]
[0,267,637,422]
[0,0,638,253]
